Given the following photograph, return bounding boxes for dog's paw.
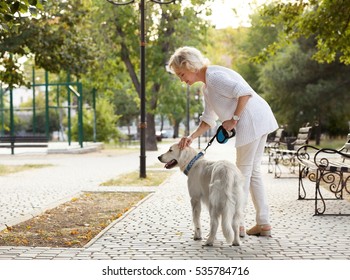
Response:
[193,237,202,241]
[204,238,214,246]
[231,241,240,246]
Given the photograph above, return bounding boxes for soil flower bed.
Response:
[0,192,148,248]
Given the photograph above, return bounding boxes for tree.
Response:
[88,0,213,150]
[1,1,213,146]
[235,12,278,91]
[0,0,42,33]
[259,37,350,136]
[71,98,121,142]
[257,0,350,65]
[0,0,96,88]
[20,92,60,134]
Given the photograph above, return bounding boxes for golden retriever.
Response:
[158,144,244,246]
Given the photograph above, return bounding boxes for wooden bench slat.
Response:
[298,127,312,133]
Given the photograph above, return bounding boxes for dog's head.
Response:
[158,144,198,171]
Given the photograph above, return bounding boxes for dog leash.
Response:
[184,126,236,176]
[203,125,236,153]
[203,134,216,153]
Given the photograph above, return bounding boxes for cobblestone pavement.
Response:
[0,143,160,231]
[0,140,350,260]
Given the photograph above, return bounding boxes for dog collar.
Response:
[184,151,204,176]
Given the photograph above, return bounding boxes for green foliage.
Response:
[71,98,121,143]
[207,4,350,138]
[20,92,60,133]
[0,0,96,88]
[0,0,43,33]
[205,12,279,94]
[113,86,139,127]
[0,55,29,88]
[29,1,96,77]
[206,27,247,70]
[257,0,350,65]
[236,12,278,90]
[1,0,214,145]
[84,0,213,146]
[259,38,350,136]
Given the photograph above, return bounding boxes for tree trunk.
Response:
[146,112,157,151]
[173,121,180,138]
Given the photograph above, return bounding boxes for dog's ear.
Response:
[178,146,190,165]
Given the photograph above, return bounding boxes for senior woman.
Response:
[168,46,278,237]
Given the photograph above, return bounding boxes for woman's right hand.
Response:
[178,136,193,149]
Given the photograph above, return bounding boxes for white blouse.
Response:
[200,65,278,147]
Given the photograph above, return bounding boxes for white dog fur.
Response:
[158,144,245,246]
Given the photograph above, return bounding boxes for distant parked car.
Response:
[156,130,172,141]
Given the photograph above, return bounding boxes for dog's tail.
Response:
[209,178,235,244]
[222,169,243,245]
[221,201,235,244]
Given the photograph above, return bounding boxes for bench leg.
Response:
[314,169,326,215]
[323,171,344,200]
[289,156,297,174]
[268,151,274,174]
[298,165,308,200]
[274,155,282,178]
[344,176,350,196]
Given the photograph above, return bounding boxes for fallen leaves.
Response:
[0,192,148,248]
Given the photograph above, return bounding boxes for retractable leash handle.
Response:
[186,126,235,175]
[203,125,236,153]
[216,125,236,144]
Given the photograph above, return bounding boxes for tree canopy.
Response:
[259,37,350,135]
[85,0,213,149]
[257,0,350,65]
[204,3,350,137]
[2,0,349,144]
[0,0,42,33]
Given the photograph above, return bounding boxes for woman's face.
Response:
[175,68,198,85]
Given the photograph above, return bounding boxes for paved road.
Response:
[0,143,163,230]
[0,139,350,261]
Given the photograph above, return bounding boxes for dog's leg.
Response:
[231,218,241,246]
[191,198,202,241]
[204,206,219,246]
[232,204,243,246]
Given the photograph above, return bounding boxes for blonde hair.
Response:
[168,46,210,73]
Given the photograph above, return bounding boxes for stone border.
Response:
[83,192,155,248]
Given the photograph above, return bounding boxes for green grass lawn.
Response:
[309,137,348,149]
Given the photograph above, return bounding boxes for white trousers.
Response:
[236,134,269,225]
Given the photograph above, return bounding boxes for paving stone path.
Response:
[0,140,349,260]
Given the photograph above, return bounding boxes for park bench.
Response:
[296,134,350,216]
[0,135,49,155]
[265,127,285,173]
[265,127,285,150]
[268,125,312,178]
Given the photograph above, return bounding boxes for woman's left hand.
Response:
[222,119,236,131]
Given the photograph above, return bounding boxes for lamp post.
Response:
[106,0,175,178]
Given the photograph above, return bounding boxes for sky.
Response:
[208,0,271,29]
